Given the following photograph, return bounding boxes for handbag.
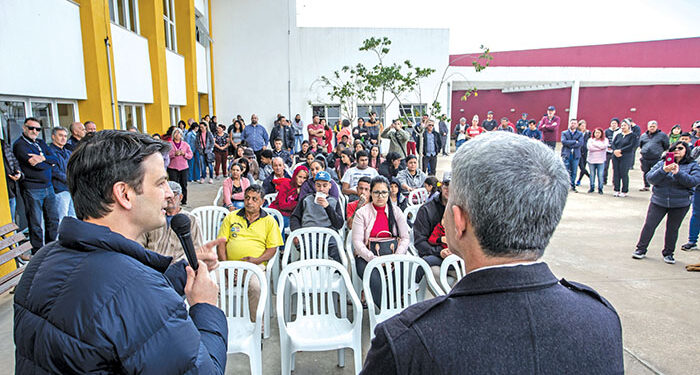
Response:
[367,230,398,257]
[206,151,215,163]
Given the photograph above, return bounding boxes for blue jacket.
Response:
[242,124,269,152]
[12,135,59,190]
[560,129,584,159]
[522,128,542,140]
[14,217,228,373]
[361,262,623,375]
[647,159,700,208]
[48,143,71,193]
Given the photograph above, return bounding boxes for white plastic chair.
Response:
[190,206,229,243]
[260,207,284,339]
[215,261,267,375]
[363,254,445,340]
[263,192,278,207]
[407,229,419,257]
[213,186,223,206]
[439,254,466,292]
[277,259,362,375]
[403,204,421,226]
[344,228,361,297]
[407,187,429,206]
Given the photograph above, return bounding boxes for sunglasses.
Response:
[25,125,41,131]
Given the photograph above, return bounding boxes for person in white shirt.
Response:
[341,150,378,200]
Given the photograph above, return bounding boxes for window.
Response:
[57,103,76,129]
[0,101,26,143]
[163,0,177,51]
[357,104,386,125]
[169,106,180,128]
[119,103,146,133]
[0,97,78,143]
[109,0,140,34]
[312,105,341,128]
[31,102,54,141]
[399,103,427,125]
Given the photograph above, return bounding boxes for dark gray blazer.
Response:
[361,262,623,375]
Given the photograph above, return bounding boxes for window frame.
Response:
[118,103,147,133]
[0,96,79,143]
[399,103,427,126]
[163,0,177,52]
[311,104,341,128]
[357,104,386,125]
[109,0,140,34]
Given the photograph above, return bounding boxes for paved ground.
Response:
[1,152,699,374]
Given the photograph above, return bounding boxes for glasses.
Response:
[25,125,41,131]
[371,190,389,197]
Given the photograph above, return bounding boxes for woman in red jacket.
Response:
[270,165,309,230]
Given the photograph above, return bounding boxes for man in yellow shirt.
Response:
[217,184,283,320]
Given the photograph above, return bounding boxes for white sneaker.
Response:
[613,191,620,197]
[619,192,628,198]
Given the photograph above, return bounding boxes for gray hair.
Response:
[168,181,182,196]
[648,120,658,126]
[52,126,68,136]
[450,132,569,259]
[271,156,285,165]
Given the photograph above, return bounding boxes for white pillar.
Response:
[568,80,580,121]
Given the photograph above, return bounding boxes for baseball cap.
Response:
[547,106,555,111]
[315,171,331,182]
[522,113,528,116]
[487,110,494,115]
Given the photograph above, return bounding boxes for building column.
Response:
[207,0,216,116]
[139,0,170,135]
[569,80,581,122]
[76,0,120,130]
[0,155,17,277]
[175,0,200,123]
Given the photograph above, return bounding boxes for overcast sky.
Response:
[297,0,700,54]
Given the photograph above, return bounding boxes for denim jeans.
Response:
[22,186,59,253]
[688,189,700,244]
[188,149,200,182]
[55,190,75,224]
[294,134,304,153]
[199,153,214,179]
[455,139,466,150]
[589,163,604,191]
[9,197,16,223]
[563,155,580,187]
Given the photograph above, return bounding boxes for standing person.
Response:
[628,118,642,170]
[668,124,682,144]
[481,110,497,131]
[452,117,468,150]
[421,121,442,175]
[352,176,410,305]
[48,126,75,222]
[604,118,621,185]
[14,130,228,374]
[292,114,304,153]
[611,120,636,197]
[65,121,85,152]
[12,118,60,254]
[366,111,382,146]
[560,119,584,192]
[465,115,485,141]
[522,120,542,140]
[270,165,309,229]
[195,122,215,184]
[575,120,591,187]
[638,120,669,191]
[2,139,22,222]
[270,115,295,152]
[84,120,97,134]
[538,105,562,150]
[381,119,410,158]
[241,114,269,163]
[228,119,244,149]
[587,128,609,194]
[307,115,325,147]
[497,117,515,132]
[341,150,379,199]
[515,113,528,134]
[438,119,449,156]
[185,122,200,182]
[213,124,230,179]
[362,132,623,374]
[633,141,700,264]
[353,117,369,144]
[322,118,334,153]
[167,128,193,205]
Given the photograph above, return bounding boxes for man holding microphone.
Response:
[14,131,228,373]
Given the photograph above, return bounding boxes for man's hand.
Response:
[28,153,45,166]
[197,238,224,271]
[184,260,218,306]
[240,256,262,264]
[316,196,329,208]
[228,206,236,212]
[9,173,21,181]
[440,248,452,259]
[613,150,622,157]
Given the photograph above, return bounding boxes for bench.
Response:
[0,223,31,295]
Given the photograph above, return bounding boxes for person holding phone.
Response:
[633,141,700,264]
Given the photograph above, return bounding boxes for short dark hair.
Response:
[274,138,282,143]
[84,121,96,127]
[261,149,273,159]
[358,176,372,186]
[24,117,40,126]
[245,184,264,197]
[681,132,692,137]
[405,154,417,162]
[68,130,169,220]
[528,119,537,125]
[356,150,369,159]
[301,140,309,145]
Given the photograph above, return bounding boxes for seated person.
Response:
[295,140,312,164]
[290,171,344,262]
[378,152,404,180]
[223,162,251,210]
[396,155,426,195]
[428,219,448,251]
[336,149,355,180]
[262,157,291,195]
[346,176,372,230]
[424,176,439,202]
[258,149,274,181]
[308,137,321,154]
[270,165,309,229]
[271,138,293,166]
[299,158,341,201]
[413,173,450,281]
[139,181,203,261]
[217,184,283,320]
[341,150,379,201]
[390,177,408,211]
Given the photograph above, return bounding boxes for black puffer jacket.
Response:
[413,192,446,258]
[639,130,670,161]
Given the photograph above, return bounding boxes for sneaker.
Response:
[208,178,214,184]
[570,187,578,193]
[681,243,698,251]
[576,181,581,186]
[639,187,650,191]
[632,250,646,259]
[598,189,604,195]
[619,192,628,197]
[613,191,620,197]
[587,188,594,193]
[663,255,676,264]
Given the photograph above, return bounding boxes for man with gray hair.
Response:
[362,132,623,374]
[138,181,203,261]
[639,120,669,191]
[65,121,85,152]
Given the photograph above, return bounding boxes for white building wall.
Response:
[196,44,209,94]
[0,0,86,100]
[110,25,154,103]
[166,50,187,106]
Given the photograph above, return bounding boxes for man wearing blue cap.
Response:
[515,113,529,135]
[538,105,561,150]
[290,171,344,262]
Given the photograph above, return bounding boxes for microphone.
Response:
[171,214,199,271]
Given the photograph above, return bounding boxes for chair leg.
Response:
[291,352,296,372]
[264,289,271,339]
[353,347,362,375]
[337,348,345,368]
[249,343,262,375]
[281,340,292,375]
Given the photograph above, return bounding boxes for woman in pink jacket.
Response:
[222,162,251,210]
[167,128,193,205]
[352,175,410,306]
[587,127,609,194]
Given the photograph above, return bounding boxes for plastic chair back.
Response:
[439,254,466,292]
[262,207,285,238]
[213,186,223,206]
[403,205,421,226]
[264,192,278,207]
[191,206,229,243]
[281,227,347,268]
[408,188,429,206]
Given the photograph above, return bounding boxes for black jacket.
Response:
[639,130,670,161]
[612,132,636,160]
[413,193,446,258]
[270,124,295,151]
[361,262,624,375]
[421,130,442,156]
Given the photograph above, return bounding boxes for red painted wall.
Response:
[450,37,700,68]
[451,85,700,137]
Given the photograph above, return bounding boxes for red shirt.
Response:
[369,204,391,238]
[308,123,324,145]
[467,126,485,138]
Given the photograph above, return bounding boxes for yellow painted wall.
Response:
[176,0,200,123]
[139,0,170,135]
[208,0,216,115]
[76,0,120,130]
[0,145,17,276]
